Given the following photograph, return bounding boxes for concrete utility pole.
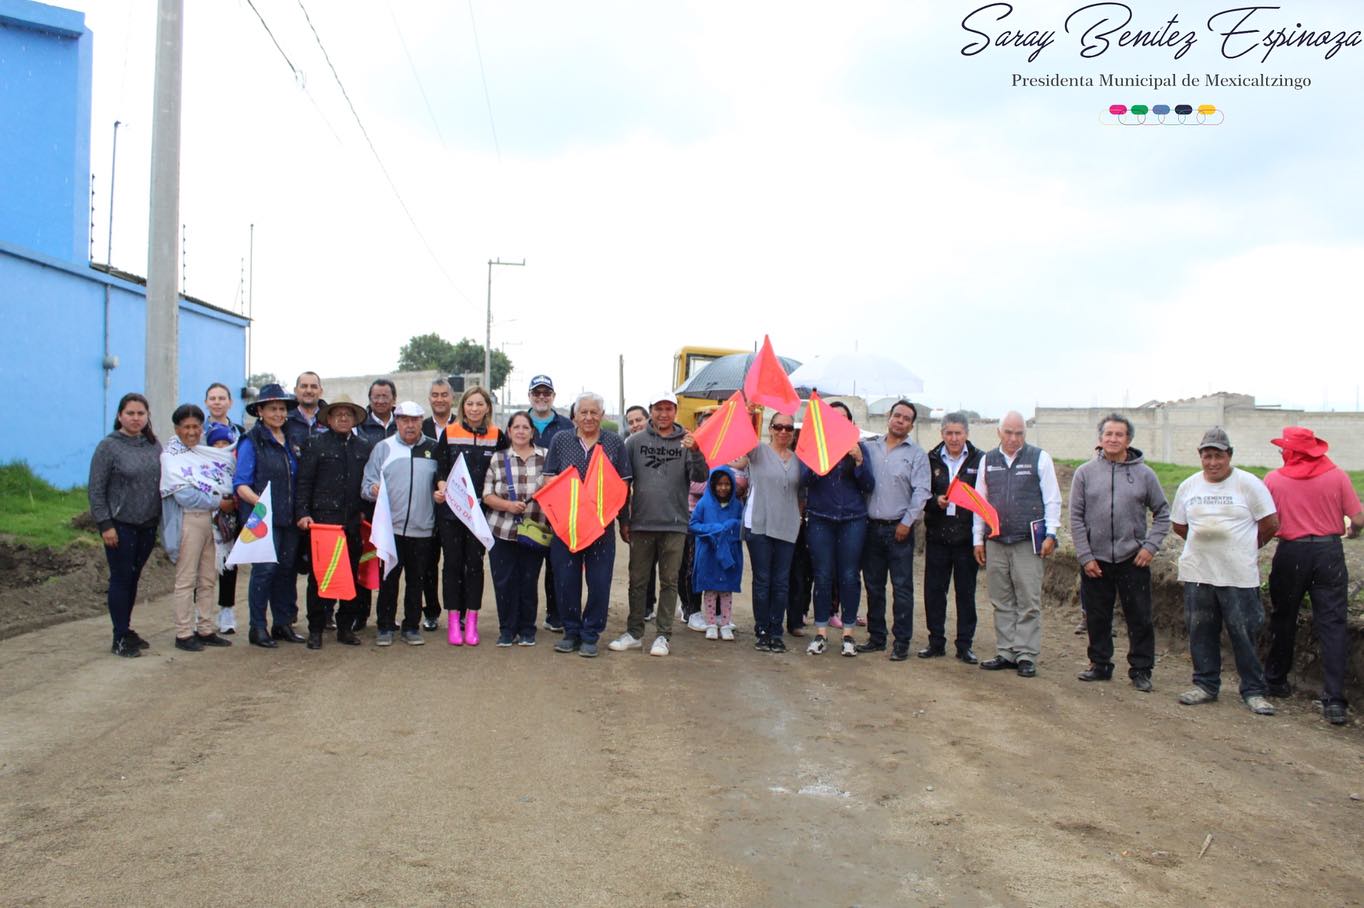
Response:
[485,257,525,392]
[145,0,183,439]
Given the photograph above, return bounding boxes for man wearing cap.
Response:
[971,411,1062,678]
[611,393,707,656]
[1262,427,1363,726]
[527,375,574,632]
[295,396,372,649]
[1170,427,1279,715]
[363,401,440,646]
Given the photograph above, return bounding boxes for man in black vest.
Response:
[920,412,985,662]
[972,411,1061,677]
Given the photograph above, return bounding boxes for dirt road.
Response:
[2,561,1361,907]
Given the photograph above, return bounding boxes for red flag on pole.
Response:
[583,445,628,527]
[742,335,800,414]
[691,390,760,469]
[946,477,1000,538]
[795,391,861,476]
[533,469,606,553]
[357,519,380,590]
[310,523,357,600]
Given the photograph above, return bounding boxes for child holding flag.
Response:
[689,466,745,640]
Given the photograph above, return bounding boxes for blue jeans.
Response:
[1183,582,1268,699]
[549,530,615,644]
[746,531,795,640]
[489,537,545,640]
[103,521,158,639]
[806,515,866,628]
[248,524,300,631]
[861,521,915,646]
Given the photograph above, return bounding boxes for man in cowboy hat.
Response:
[295,396,372,649]
[1263,426,1363,726]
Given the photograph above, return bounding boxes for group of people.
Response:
[87,371,1361,725]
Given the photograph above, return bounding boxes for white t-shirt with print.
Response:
[1171,467,1277,588]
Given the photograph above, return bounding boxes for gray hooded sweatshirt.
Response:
[1069,446,1171,565]
[622,420,709,533]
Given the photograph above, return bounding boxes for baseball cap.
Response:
[1198,427,1231,451]
[528,375,554,392]
[394,400,425,418]
[651,392,679,407]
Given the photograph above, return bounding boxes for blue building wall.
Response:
[0,0,92,263]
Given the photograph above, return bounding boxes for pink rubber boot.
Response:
[447,612,463,646]
[464,611,480,646]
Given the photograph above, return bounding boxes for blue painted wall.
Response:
[0,0,92,262]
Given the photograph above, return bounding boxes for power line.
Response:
[242,0,344,145]
[386,1,448,152]
[294,0,471,302]
[465,0,503,163]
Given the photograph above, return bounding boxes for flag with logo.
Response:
[794,392,861,476]
[691,390,761,470]
[583,444,628,527]
[445,453,495,551]
[225,482,278,566]
[533,469,605,553]
[308,523,357,599]
[742,335,801,415]
[946,477,1000,538]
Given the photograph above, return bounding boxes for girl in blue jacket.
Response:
[690,466,744,640]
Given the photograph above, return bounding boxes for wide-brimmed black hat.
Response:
[245,383,298,417]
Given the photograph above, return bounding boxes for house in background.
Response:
[0,0,249,487]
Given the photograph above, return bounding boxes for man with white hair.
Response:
[972,411,1062,678]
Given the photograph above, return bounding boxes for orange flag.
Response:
[358,519,380,590]
[584,445,628,527]
[310,523,357,600]
[795,392,862,476]
[946,477,1000,538]
[692,390,760,469]
[533,469,606,553]
[742,335,800,414]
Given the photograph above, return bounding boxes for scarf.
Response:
[1278,449,1336,480]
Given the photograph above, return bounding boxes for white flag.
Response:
[445,453,495,551]
[225,482,278,566]
[370,471,400,580]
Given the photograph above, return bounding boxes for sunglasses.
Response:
[771,424,795,432]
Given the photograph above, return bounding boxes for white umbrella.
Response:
[788,352,924,399]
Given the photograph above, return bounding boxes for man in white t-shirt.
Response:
[1170,428,1279,715]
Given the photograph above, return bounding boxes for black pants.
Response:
[1079,556,1154,676]
[1266,538,1350,706]
[304,525,363,633]
[377,535,433,632]
[923,539,978,652]
[787,523,812,631]
[543,556,561,627]
[218,565,238,608]
[422,537,442,620]
[439,519,487,613]
[679,532,700,619]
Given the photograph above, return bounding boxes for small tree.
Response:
[246,372,279,391]
[397,334,512,389]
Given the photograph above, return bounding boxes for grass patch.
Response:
[1058,457,1364,502]
[0,462,97,549]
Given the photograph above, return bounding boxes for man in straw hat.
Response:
[1262,426,1363,726]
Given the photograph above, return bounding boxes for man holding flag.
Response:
[921,412,986,663]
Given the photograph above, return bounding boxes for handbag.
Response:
[503,453,550,551]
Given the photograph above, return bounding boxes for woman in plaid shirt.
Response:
[482,411,550,646]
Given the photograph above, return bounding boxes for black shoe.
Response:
[221,627,236,635]
[917,645,946,659]
[1131,672,1153,692]
[1324,703,1347,726]
[272,624,306,644]
[1016,660,1037,678]
[855,640,886,653]
[422,618,439,632]
[554,637,581,653]
[174,635,205,652]
[336,628,361,646]
[195,632,232,647]
[1266,680,1293,698]
[124,629,151,650]
[306,632,323,650]
[1078,664,1113,682]
[768,637,787,654]
[956,648,978,664]
[754,637,771,652]
[248,628,278,649]
[890,643,910,662]
[351,621,368,632]
[980,656,1016,671]
[325,619,336,630]
[112,636,142,658]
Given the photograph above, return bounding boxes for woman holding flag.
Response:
[744,412,803,653]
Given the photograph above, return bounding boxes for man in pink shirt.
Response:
[1263,427,1364,726]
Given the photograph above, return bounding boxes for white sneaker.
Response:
[650,636,670,657]
[841,636,857,657]
[720,625,735,641]
[1245,695,1276,716]
[806,636,827,655]
[607,632,642,652]
[687,613,708,632]
[724,621,737,631]
[705,625,719,640]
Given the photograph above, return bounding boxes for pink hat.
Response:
[1271,426,1329,457]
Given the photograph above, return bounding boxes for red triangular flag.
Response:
[742,335,800,414]
[795,392,861,476]
[946,477,1000,538]
[357,519,380,590]
[691,391,760,469]
[533,469,606,553]
[310,523,357,600]
[583,445,628,527]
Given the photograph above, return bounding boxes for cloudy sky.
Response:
[73,0,1364,415]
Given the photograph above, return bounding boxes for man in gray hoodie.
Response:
[1069,412,1171,691]
[610,394,709,656]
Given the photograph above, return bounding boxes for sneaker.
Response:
[1177,687,1215,705]
[643,609,655,623]
[687,613,708,632]
[768,637,787,654]
[607,632,642,652]
[124,629,151,650]
[841,636,857,657]
[401,629,425,646]
[1131,672,1153,693]
[754,636,771,652]
[720,625,735,641]
[174,635,204,652]
[554,637,580,653]
[650,636,670,657]
[724,621,737,631]
[1244,695,1276,716]
[705,625,719,640]
[375,630,395,647]
[496,634,515,647]
[578,642,599,658]
[516,635,537,647]
[806,636,827,655]
[422,618,439,632]
[544,620,565,633]
[1324,703,1347,725]
[111,636,142,658]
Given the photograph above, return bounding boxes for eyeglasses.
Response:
[771,425,794,432]
[530,389,553,398]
